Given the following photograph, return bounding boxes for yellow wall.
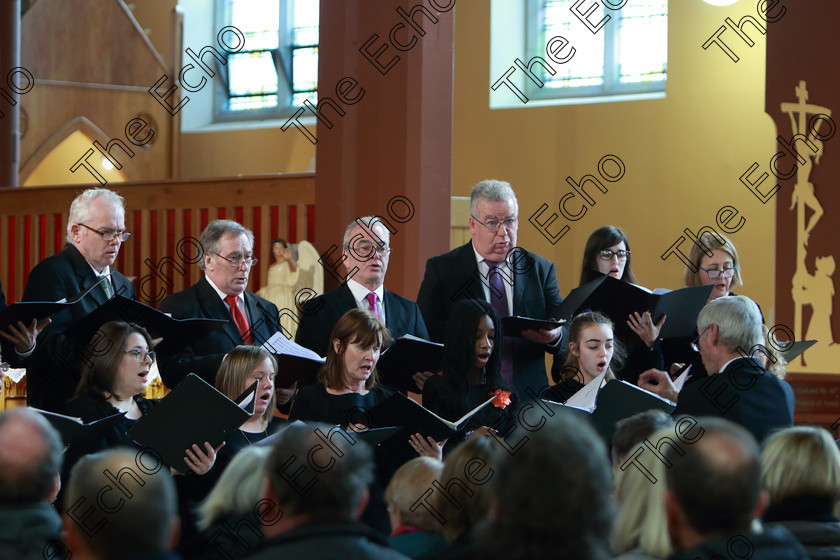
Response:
[453,0,777,321]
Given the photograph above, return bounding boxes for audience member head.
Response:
[612,427,672,559]
[611,409,675,468]
[664,417,765,550]
[263,422,374,533]
[442,299,505,392]
[469,180,519,262]
[66,188,128,273]
[320,308,392,392]
[216,346,277,425]
[695,295,763,374]
[559,311,623,384]
[683,232,743,300]
[0,408,63,505]
[385,456,444,533]
[488,413,614,560]
[761,426,840,507]
[342,217,391,291]
[435,436,499,543]
[63,448,179,557]
[199,220,256,296]
[75,321,154,401]
[580,225,635,285]
[197,446,271,530]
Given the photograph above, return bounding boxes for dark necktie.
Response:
[486,260,514,383]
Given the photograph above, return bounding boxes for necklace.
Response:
[241,427,268,445]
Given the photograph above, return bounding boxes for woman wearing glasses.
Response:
[683,232,743,303]
[64,321,218,475]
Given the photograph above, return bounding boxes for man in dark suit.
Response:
[296,217,428,358]
[157,220,282,388]
[639,295,794,442]
[0,279,47,368]
[23,189,135,412]
[417,180,564,394]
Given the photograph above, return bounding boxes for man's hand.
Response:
[522,326,563,345]
[0,317,51,354]
[638,368,679,403]
[411,370,437,392]
[626,311,666,348]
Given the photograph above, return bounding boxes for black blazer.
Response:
[22,244,136,412]
[295,282,429,358]
[157,276,281,388]
[673,356,795,442]
[0,279,21,368]
[416,241,564,394]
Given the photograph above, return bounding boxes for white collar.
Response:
[205,275,244,304]
[347,279,384,303]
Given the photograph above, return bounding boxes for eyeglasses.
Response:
[124,349,156,363]
[691,326,711,352]
[599,249,630,261]
[214,253,259,267]
[345,243,392,256]
[471,216,519,232]
[78,223,131,242]
[699,266,737,279]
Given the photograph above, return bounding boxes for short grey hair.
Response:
[342,216,390,248]
[199,220,255,270]
[697,295,763,353]
[265,422,374,522]
[0,408,63,504]
[196,446,270,530]
[66,188,126,242]
[470,180,519,217]
[65,448,177,555]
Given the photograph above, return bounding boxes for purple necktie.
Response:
[486,260,514,383]
[365,292,382,322]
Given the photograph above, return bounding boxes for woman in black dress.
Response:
[422,299,515,452]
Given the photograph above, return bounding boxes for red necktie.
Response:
[365,292,382,322]
[225,294,253,344]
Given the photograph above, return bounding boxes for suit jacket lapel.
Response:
[197,277,241,347]
[336,283,358,317]
[511,248,527,315]
[244,291,279,345]
[65,245,108,307]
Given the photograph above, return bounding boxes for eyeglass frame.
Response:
[599,249,630,261]
[213,253,259,268]
[124,349,156,363]
[343,242,392,257]
[691,325,712,353]
[78,223,132,242]
[471,215,520,232]
[699,266,737,280]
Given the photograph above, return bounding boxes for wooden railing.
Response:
[0,173,316,305]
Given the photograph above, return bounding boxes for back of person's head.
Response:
[612,409,675,465]
[762,426,840,505]
[612,427,673,558]
[215,346,278,424]
[665,417,761,537]
[488,414,613,560]
[580,225,636,285]
[0,408,63,505]
[197,446,271,530]
[320,308,392,391]
[442,299,504,389]
[385,456,444,532]
[683,231,743,289]
[76,320,153,399]
[264,422,374,522]
[697,295,763,353]
[435,436,499,543]
[64,447,178,556]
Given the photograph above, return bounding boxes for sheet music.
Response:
[672,365,691,393]
[564,371,606,412]
[261,331,325,362]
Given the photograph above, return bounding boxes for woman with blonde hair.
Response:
[761,426,840,559]
[611,428,672,559]
[682,232,744,304]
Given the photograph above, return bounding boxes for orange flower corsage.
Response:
[491,389,512,410]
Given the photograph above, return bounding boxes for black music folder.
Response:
[501,316,566,338]
[35,409,126,452]
[366,392,496,442]
[0,279,105,331]
[781,339,818,363]
[557,275,714,339]
[376,335,444,393]
[127,373,251,473]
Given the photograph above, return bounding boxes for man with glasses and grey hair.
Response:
[22,188,135,412]
[158,220,282,388]
[639,295,795,442]
[417,180,564,394]
[296,217,428,360]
